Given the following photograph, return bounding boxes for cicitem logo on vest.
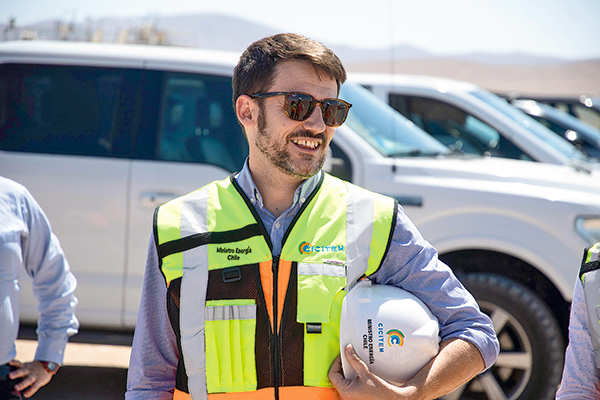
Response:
[298,241,344,255]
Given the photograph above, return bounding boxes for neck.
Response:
[249,164,305,218]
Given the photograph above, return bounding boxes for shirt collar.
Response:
[235,158,322,213]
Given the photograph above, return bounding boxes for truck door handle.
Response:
[140,192,180,208]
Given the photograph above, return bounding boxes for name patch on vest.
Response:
[216,246,253,260]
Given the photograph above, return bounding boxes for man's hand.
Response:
[329,339,485,400]
[328,344,419,400]
[8,360,53,398]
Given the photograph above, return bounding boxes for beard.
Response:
[255,104,328,179]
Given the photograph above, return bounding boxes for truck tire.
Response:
[441,273,564,400]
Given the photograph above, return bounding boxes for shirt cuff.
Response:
[34,335,69,365]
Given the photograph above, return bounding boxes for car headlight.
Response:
[576,216,600,243]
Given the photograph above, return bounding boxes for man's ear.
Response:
[236,95,256,128]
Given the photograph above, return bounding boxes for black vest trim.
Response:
[230,175,274,252]
[281,173,325,249]
[579,244,600,280]
[580,260,600,280]
[153,206,168,285]
[158,223,264,259]
[165,277,189,393]
[377,198,398,274]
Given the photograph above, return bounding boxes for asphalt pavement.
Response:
[16,325,132,399]
[28,366,127,399]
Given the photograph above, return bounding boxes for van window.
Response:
[0,64,133,157]
[156,72,247,172]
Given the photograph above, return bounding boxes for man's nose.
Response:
[302,105,327,132]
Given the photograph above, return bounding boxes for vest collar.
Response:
[235,158,323,215]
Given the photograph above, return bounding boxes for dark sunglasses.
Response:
[249,92,352,127]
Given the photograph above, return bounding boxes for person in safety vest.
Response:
[126,33,499,400]
[556,243,600,399]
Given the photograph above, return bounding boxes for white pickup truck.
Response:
[350,72,594,170]
[1,40,599,400]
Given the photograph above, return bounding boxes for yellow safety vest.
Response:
[155,173,396,400]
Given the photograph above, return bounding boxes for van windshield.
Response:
[471,89,587,161]
[340,83,449,157]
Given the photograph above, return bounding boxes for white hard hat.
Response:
[340,280,440,385]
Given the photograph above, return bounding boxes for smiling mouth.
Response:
[291,138,320,149]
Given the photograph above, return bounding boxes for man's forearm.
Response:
[329,338,486,400]
[402,338,485,399]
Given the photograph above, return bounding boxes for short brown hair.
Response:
[232,33,347,106]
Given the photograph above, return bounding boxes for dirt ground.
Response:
[346,58,600,97]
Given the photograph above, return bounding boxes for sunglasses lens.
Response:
[323,100,350,127]
[285,93,314,121]
[283,93,350,127]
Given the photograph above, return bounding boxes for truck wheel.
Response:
[440,273,564,400]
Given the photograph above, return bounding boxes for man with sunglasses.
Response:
[127,33,498,400]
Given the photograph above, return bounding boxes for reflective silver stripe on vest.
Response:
[205,305,257,321]
[179,186,210,400]
[346,182,378,290]
[298,263,346,277]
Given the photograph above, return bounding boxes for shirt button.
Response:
[275,222,281,229]
[300,197,306,203]
[250,198,256,204]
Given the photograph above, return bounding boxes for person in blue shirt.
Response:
[0,177,78,399]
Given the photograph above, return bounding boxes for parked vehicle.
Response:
[511,99,600,160]
[504,94,600,130]
[2,41,600,400]
[351,73,594,170]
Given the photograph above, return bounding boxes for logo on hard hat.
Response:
[298,241,344,255]
[387,329,405,347]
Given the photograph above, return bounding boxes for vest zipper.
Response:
[272,256,281,400]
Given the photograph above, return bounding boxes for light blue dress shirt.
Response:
[556,279,600,399]
[0,177,78,366]
[126,161,499,399]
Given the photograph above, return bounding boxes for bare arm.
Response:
[329,338,485,400]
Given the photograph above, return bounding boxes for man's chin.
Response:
[268,151,326,180]
[286,162,324,179]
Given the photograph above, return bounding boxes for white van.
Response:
[2,40,600,400]
[350,72,594,170]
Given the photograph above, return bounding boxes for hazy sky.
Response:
[1,0,599,60]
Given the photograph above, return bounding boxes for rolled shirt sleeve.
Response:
[370,205,500,369]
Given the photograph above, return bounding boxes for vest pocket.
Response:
[297,263,346,323]
[297,263,347,387]
[205,299,257,393]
